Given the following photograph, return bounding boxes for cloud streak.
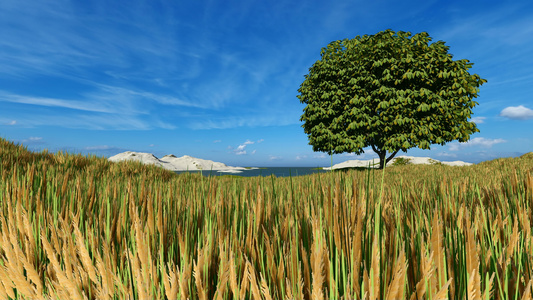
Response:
[448,137,506,151]
[15,136,45,146]
[0,91,113,113]
[0,0,320,131]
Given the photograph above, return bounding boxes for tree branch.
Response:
[371,143,380,155]
[385,149,400,164]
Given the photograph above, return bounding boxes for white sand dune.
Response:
[108,151,248,172]
[108,152,471,173]
[323,155,472,170]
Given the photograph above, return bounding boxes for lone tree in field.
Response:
[298,30,486,169]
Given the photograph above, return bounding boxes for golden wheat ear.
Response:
[72,221,98,285]
[160,261,180,300]
[482,273,495,300]
[431,278,452,300]
[369,237,381,300]
[229,251,240,297]
[193,259,207,300]
[430,208,447,291]
[310,226,325,300]
[238,258,251,300]
[247,262,262,300]
[521,279,533,300]
[385,250,408,299]
[284,277,295,300]
[465,218,481,300]
[213,253,230,300]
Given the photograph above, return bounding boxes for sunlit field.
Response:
[1,137,532,299]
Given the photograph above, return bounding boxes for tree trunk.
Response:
[371,144,400,169]
[378,150,386,169]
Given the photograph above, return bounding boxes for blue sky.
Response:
[1,0,532,167]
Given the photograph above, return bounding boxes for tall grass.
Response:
[1,137,532,299]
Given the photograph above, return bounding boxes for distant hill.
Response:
[323,155,473,170]
[108,151,247,172]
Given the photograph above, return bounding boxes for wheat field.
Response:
[1,137,532,299]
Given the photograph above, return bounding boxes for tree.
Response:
[298,30,486,169]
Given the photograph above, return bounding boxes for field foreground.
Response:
[1,138,533,299]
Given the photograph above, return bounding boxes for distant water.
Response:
[174,167,329,177]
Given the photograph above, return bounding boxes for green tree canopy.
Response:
[298,30,486,169]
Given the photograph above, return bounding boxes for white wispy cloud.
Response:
[234,144,247,155]
[500,105,533,120]
[230,139,262,155]
[5,0,530,142]
[17,137,45,145]
[471,117,486,124]
[0,1,193,80]
[339,152,379,160]
[448,137,506,151]
[82,145,128,155]
[0,88,184,130]
[0,91,113,113]
[313,153,327,159]
[269,155,282,160]
[435,152,458,158]
[2,120,17,125]
[89,85,205,109]
[436,3,533,53]
[85,145,113,151]
[9,113,153,130]
[447,144,460,152]
[189,114,299,130]
[0,0,313,131]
